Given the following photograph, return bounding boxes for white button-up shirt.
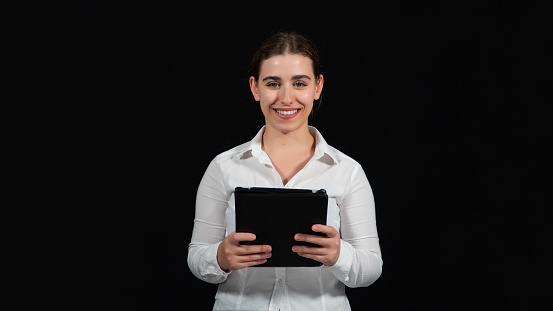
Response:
[188,126,382,311]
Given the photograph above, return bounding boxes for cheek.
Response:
[297,92,315,109]
[259,91,277,106]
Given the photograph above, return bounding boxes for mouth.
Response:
[273,108,301,119]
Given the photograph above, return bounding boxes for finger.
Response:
[236,244,272,256]
[232,232,257,243]
[292,246,324,261]
[293,247,338,266]
[228,257,269,271]
[292,245,326,256]
[294,233,329,247]
[311,224,338,237]
[239,251,272,263]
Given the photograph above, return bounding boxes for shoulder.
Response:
[200,142,250,189]
[327,144,364,170]
[207,141,252,173]
[325,144,372,187]
[326,145,374,200]
[312,126,363,172]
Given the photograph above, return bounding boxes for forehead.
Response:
[260,54,314,78]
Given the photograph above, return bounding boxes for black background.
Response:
[6,1,550,310]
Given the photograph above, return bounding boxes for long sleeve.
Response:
[187,159,230,284]
[326,163,383,287]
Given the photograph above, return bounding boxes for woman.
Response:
[188,32,382,310]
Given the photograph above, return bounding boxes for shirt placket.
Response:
[269,268,288,311]
[257,151,284,187]
[259,151,316,189]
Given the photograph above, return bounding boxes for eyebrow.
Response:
[261,75,312,82]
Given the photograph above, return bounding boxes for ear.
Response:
[249,76,260,101]
[314,74,324,100]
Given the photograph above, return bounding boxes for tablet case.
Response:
[234,187,328,267]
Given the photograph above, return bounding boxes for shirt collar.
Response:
[234,126,339,165]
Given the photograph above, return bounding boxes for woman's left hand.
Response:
[292,225,340,266]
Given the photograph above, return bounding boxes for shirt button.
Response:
[277,279,282,285]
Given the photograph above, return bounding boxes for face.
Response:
[249,54,323,134]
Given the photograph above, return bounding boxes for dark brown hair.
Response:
[251,32,321,82]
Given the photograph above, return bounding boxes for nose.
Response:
[278,84,293,106]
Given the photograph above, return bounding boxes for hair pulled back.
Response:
[251,32,321,82]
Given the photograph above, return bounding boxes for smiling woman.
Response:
[250,53,324,135]
[188,32,382,311]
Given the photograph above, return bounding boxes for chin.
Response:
[266,119,307,134]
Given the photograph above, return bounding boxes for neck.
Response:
[262,123,314,153]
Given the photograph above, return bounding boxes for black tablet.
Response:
[234,187,328,267]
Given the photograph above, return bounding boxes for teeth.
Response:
[276,109,298,115]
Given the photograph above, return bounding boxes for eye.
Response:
[266,81,280,88]
[293,81,307,88]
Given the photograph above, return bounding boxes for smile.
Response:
[273,108,301,119]
[275,109,299,115]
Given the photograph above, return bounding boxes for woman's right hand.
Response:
[217,231,272,272]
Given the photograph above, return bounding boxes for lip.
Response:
[272,107,301,119]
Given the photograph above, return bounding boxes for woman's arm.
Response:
[188,159,272,283]
[187,159,230,284]
[328,164,383,287]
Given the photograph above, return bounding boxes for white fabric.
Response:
[188,126,382,311]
